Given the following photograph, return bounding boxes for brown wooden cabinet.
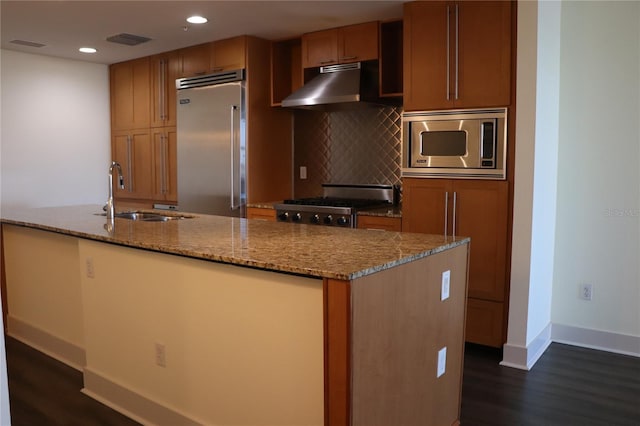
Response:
[111,36,293,207]
[403,1,512,111]
[379,20,403,98]
[270,38,303,106]
[151,127,177,203]
[356,215,402,232]
[246,207,277,221]
[112,129,155,201]
[178,43,211,77]
[178,37,247,78]
[210,36,246,72]
[110,58,150,131]
[302,21,379,68]
[402,177,509,347]
[150,52,180,128]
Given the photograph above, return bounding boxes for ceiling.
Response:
[1,1,405,65]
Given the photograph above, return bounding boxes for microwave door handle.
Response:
[444,191,449,237]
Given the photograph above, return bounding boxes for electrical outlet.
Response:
[300,166,307,180]
[155,343,166,367]
[579,283,593,301]
[441,270,450,301]
[85,257,94,278]
[437,347,447,378]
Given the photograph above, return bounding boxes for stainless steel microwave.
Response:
[402,108,507,179]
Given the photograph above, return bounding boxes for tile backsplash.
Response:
[293,105,403,198]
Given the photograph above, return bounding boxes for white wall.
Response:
[0,49,110,208]
[506,0,640,368]
[551,1,640,351]
[504,0,561,370]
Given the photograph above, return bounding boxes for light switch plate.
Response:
[441,270,450,301]
[437,346,447,378]
[300,166,307,180]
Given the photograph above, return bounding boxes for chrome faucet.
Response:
[106,161,124,222]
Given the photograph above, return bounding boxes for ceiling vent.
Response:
[10,39,46,48]
[106,33,151,46]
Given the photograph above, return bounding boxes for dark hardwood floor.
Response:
[460,343,640,426]
[4,335,640,425]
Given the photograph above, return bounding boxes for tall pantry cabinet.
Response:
[402,1,515,347]
[109,58,155,201]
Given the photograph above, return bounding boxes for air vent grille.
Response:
[10,39,46,48]
[320,62,361,74]
[106,33,151,46]
[176,69,245,89]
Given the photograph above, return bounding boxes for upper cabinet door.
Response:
[110,57,151,131]
[456,1,512,108]
[302,22,379,68]
[179,43,211,77]
[403,1,512,111]
[150,52,180,128]
[302,29,339,68]
[403,1,450,111]
[211,36,246,72]
[338,21,379,63]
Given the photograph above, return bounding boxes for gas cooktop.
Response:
[274,184,396,228]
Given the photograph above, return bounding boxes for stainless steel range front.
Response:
[274,184,395,228]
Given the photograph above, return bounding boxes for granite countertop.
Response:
[1,205,467,281]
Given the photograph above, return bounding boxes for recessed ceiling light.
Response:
[186,15,208,24]
[79,47,97,54]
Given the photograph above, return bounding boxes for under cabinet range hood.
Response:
[281,61,381,109]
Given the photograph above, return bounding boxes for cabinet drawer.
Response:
[465,298,504,347]
[246,207,276,222]
[357,216,401,232]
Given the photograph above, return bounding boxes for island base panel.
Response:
[79,239,324,426]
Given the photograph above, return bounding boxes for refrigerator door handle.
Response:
[230,105,238,210]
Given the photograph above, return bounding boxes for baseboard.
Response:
[6,315,85,371]
[500,323,552,370]
[551,323,640,358]
[82,367,201,426]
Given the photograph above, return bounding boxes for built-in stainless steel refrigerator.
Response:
[176,70,246,216]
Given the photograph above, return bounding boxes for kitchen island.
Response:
[1,205,469,426]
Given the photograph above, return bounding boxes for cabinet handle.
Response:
[320,59,336,64]
[126,135,134,192]
[340,56,357,61]
[161,60,166,121]
[162,60,167,120]
[211,67,224,72]
[161,135,167,194]
[446,5,451,101]
[444,191,449,237]
[452,191,458,237]
[454,3,460,100]
[230,105,237,210]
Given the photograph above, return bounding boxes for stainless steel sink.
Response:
[97,211,194,222]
